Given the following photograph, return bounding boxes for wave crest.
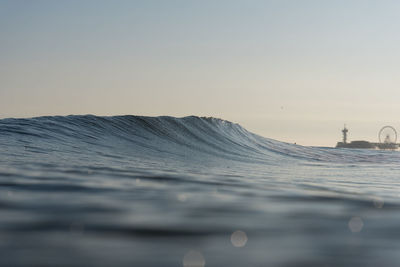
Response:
[0,115,397,164]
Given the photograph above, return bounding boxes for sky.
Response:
[1,0,400,146]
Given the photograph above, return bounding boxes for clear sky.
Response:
[1,0,400,146]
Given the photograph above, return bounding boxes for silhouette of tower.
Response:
[342,125,348,144]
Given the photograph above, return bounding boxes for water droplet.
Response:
[231,230,248,247]
[183,250,205,267]
[348,217,363,233]
[372,196,384,208]
[177,194,188,202]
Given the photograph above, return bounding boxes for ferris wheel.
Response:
[378,126,397,144]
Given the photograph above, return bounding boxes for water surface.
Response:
[1,115,399,266]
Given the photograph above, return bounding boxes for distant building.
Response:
[335,125,398,150]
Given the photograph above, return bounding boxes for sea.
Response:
[1,115,400,267]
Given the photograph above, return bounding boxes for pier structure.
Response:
[336,125,399,150]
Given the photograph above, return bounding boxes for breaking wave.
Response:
[0,115,397,165]
[1,115,400,267]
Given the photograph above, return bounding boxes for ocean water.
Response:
[1,115,400,267]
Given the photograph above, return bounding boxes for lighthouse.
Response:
[342,125,348,144]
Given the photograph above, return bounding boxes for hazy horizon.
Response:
[2,0,400,146]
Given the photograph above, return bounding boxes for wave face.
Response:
[1,115,400,266]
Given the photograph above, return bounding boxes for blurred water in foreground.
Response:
[1,115,400,266]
